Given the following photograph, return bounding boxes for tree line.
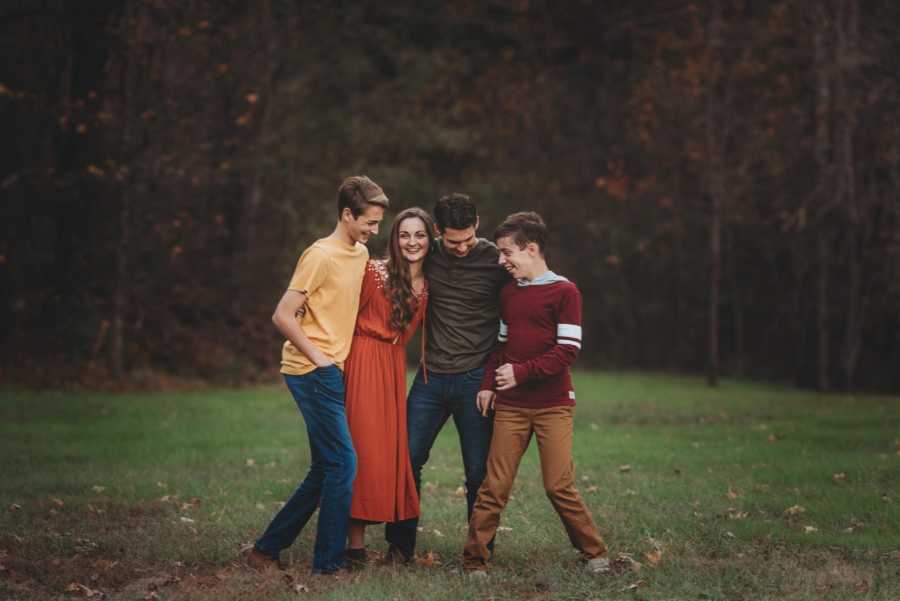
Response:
[2,0,898,391]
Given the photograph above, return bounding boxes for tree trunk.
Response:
[706,0,724,387]
[813,3,832,391]
[110,2,142,379]
[836,0,862,391]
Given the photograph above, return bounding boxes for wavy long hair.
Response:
[385,207,435,333]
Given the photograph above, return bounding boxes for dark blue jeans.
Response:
[385,366,493,558]
[255,366,356,573]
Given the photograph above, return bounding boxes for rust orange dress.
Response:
[343,259,427,523]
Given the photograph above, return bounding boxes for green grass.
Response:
[1,371,898,600]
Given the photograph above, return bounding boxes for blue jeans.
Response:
[385,366,493,558]
[255,366,356,573]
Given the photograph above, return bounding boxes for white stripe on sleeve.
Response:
[498,319,508,342]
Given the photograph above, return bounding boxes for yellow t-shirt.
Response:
[280,236,369,375]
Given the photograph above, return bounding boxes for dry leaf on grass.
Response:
[725,488,741,499]
[416,551,441,568]
[586,485,600,493]
[618,464,632,473]
[622,579,647,591]
[644,549,662,566]
[455,486,466,497]
[66,582,102,597]
[784,505,806,516]
[611,553,642,573]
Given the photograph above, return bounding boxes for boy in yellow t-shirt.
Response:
[247,175,388,575]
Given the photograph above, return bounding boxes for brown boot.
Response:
[245,548,282,572]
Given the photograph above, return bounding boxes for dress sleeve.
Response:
[400,284,428,344]
[357,260,379,312]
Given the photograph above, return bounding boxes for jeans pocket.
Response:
[465,367,485,382]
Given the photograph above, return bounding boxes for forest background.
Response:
[2,0,898,393]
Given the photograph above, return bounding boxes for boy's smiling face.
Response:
[496,235,539,280]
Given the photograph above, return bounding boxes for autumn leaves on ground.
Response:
[2,372,898,601]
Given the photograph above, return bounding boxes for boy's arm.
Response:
[272,290,332,367]
[476,319,507,414]
[504,285,582,387]
[479,318,507,391]
[273,246,332,368]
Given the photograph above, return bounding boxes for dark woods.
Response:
[2,1,898,391]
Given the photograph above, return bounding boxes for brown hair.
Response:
[385,207,435,333]
[337,175,390,218]
[493,211,548,256]
[433,193,477,232]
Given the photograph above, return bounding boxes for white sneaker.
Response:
[586,556,610,574]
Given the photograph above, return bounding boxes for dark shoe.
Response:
[383,545,412,566]
[345,547,367,570]
[245,548,282,572]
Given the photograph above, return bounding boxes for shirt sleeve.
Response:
[512,284,582,384]
[287,246,330,297]
[479,318,507,391]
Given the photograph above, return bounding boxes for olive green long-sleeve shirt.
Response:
[423,238,511,374]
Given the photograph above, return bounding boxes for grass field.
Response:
[1,371,898,600]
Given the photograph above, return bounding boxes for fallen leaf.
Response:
[611,553,642,573]
[832,472,847,483]
[294,582,309,593]
[91,485,106,493]
[497,526,513,532]
[644,549,662,566]
[7,503,21,512]
[619,464,632,473]
[725,507,748,520]
[803,525,818,533]
[725,488,741,500]
[586,485,600,493]
[416,551,441,567]
[432,529,444,537]
[51,498,65,508]
[622,580,647,591]
[767,434,778,443]
[245,458,256,467]
[179,517,195,524]
[157,481,167,488]
[784,505,806,516]
[454,486,466,497]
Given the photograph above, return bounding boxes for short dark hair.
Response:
[494,211,548,256]
[433,193,477,232]
[337,175,389,218]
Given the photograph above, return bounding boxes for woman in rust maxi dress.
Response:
[343,208,435,563]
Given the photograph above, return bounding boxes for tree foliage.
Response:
[1,0,898,390]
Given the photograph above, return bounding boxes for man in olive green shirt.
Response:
[385,193,509,561]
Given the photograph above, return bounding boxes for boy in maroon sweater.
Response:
[463,212,609,575]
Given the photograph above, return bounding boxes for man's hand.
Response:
[495,363,518,391]
[476,390,496,416]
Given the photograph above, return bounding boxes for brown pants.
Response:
[463,404,607,569]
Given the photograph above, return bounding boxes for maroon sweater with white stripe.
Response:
[480,275,582,408]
